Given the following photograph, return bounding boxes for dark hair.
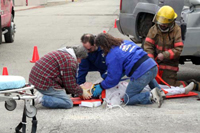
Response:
[94,33,123,55]
[81,33,96,46]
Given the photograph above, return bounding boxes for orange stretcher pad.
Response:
[71,90,105,105]
[166,92,198,99]
[71,97,102,105]
[71,91,198,104]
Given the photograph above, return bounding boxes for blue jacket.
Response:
[101,40,156,89]
[77,47,107,85]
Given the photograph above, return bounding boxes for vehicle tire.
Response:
[4,15,15,43]
[138,14,154,38]
[0,29,2,44]
[141,38,145,49]
[192,57,200,65]
[137,14,154,49]
[0,15,2,44]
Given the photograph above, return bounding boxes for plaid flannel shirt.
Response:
[29,50,83,96]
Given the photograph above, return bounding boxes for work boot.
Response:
[187,79,200,91]
[185,82,194,94]
[150,87,163,108]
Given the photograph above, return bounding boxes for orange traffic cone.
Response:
[103,30,106,33]
[114,19,117,28]
[2,67,8,75]
[30,46,39,63]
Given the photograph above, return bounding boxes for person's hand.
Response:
[92,84,103,97]
[81,87,92,100]
[157,53,164,61]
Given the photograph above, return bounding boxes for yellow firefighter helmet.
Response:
[153,5,177,25]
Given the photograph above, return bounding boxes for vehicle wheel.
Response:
[4,15,15,43]
[0,15,2,44]
[192,57,200,65]
[138,13,154,39]
[0,28,2,44]
[141,38,145,49]
[5,100,17,111]
[25,105,37,118]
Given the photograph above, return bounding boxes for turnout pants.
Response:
[160,69,187,87]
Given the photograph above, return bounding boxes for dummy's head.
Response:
[81,33,98,53]
[94,33,123,55]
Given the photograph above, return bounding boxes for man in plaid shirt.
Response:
[29,45,91,109]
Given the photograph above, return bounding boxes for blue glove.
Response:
[92,84,103,98]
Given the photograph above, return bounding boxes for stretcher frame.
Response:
[0,84,37,133]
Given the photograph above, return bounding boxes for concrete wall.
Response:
[14,0,48,6]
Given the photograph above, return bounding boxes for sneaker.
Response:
[185,82,194,94]
[34,91,43,104]
[160,89,166,100]
[186,79,200,91]
[150,87,163,108]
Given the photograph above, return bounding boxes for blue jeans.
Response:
[124,66,161,105]
[38,87,73,109]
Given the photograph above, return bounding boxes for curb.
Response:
[15,6,44,12]
[15,1,71,12]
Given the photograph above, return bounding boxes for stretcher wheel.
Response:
[25,105,37,118]
[5,100,17,111]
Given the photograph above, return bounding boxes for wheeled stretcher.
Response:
[0,75,37,133]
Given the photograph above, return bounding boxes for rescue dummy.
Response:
[81,81,194,107]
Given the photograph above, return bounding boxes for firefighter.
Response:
[144,5,200,91]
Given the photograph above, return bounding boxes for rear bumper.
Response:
[116,19,124,35]
[117,13,142,42]
[181,46,200,57]
[181,28,200,57]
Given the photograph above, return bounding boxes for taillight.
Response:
[120,0,122,10]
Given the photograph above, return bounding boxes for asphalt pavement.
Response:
[0,0,200,133]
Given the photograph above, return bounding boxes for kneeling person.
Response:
[29,45,92,109]
[93,33,164,108]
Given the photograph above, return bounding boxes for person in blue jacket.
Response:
[77,33,107,85]
[93,33,164,107]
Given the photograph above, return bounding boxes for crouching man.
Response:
[29,45,92,109]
